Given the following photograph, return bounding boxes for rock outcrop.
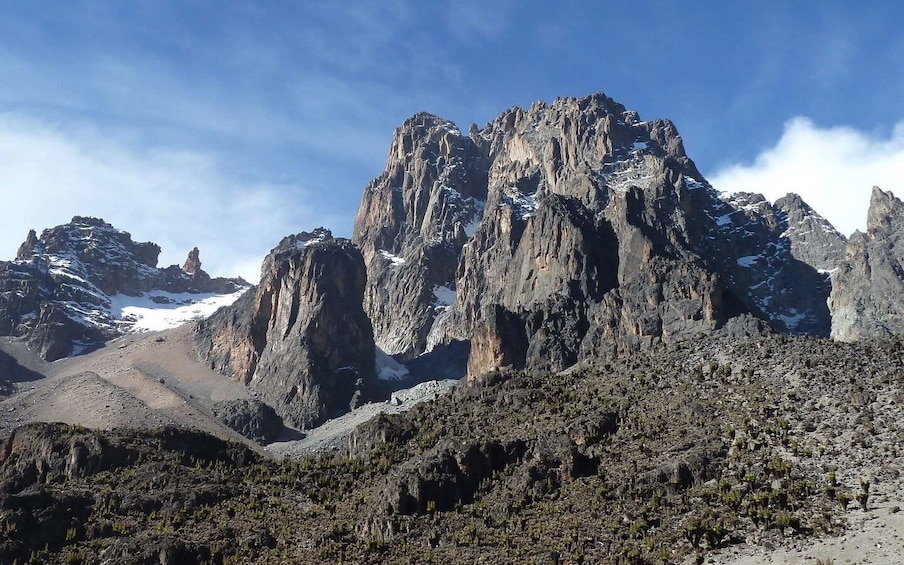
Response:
[194,229,378,429]
[352,93,844,379]
[210,399,283,444]
[0,217,246,361]
[830,187,904,340]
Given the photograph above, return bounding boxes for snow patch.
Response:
[378,250,406,267]
[375,347,409,381]
[715,213,734,227]
[777,310,807,330]
[599,157,658,194]
[736,255,760,267]
[295,234,326,249]
[683,176,704,190]
[432,285,456,307]
[507,190,538,219]
[110,288,248,332]
[463,199,486,237]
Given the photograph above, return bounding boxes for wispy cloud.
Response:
[0,114,327,282]
[710,117,904,237]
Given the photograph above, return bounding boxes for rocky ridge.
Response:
[352,113,488,360]
[194,229,379,429]
[0,217,246,361]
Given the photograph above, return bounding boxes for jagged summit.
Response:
[830,187,904,340]
[182,247,202,275]
[0,217,247,361]
[866,185,904,236]
[774,193,846,272]
[351,91,853,376]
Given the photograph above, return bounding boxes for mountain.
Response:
[4,92,898,405]
[352,93,847,379]
[4,91,904,565]
[0,216,246,361]
[194,229,379,429]
[830,186,904,340]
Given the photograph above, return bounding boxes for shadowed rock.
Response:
[194,229,378,429]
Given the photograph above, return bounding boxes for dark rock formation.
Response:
[210,399,283,444]
[0,217,245,361]
[352,93,845,379]
[375,439,527,516]
[830,187,904,340]
[194,229,378,429]
[0,422,259,564]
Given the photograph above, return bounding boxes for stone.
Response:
[210,399,283,444]
[182,247,202,275]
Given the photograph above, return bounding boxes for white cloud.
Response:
[709,117,904,237]
[0,114,320,283]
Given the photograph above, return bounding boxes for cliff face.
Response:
[353,93,842,378]
[0,217,245,361]
[352,113,489,360]
[194,230,378,429]
[830,187,904,341]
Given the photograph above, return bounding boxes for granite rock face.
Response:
[0,217,245,361]
[830,187,904,340]
[194,229,378,429]
[352,93,846,379]
[352,113,489,360]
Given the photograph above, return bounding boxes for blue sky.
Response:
[1,1,903,281]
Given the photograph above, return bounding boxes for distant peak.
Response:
[15,229,40,261]
[274,228,334,254]
[867,186,904,235]
[403,112,459,133]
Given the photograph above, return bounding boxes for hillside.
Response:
[1,334,902,564]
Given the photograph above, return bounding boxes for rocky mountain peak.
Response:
[830,187,904,340]
[866,186,904,237]
[0,217,245,361]
[351,91,858,376]
[14,229,39,261]
[774,192,847,271]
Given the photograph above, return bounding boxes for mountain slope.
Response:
[3,333,903,564]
